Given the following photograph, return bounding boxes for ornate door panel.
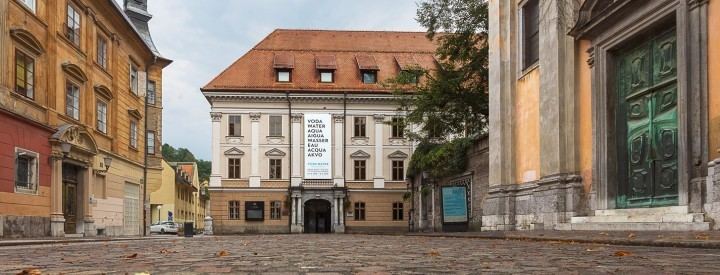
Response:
[617,29,678,208]
[63,182,77,233]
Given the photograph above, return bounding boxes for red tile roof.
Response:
[202,29,439,93]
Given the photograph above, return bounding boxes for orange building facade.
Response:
[0,0,170,238]
[487,0,718,231]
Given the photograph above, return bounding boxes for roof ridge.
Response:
[272,28,428,34]
[251,49,436,54]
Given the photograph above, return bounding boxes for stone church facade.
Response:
[202,30,438,233]
[487,0,719,231]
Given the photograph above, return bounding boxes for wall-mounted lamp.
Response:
[103,156,113,172]
[60,142,72,157]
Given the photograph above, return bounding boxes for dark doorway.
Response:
[304,199,331,233]
[62,164,80,234]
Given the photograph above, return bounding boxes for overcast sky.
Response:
[136,0,424,160]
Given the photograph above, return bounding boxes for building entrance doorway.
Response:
[304,199,331,233]
[62,164,80,234]
[616,28,678,208]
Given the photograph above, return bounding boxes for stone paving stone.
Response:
[0,234,719,273]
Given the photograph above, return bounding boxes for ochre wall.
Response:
[576,40,593,192]
[708,0,720,160]
[210,191,289,233]
[514,68,541,183]
[345,191,407,230]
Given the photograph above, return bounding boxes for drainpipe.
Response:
[142,76,149,237]
[287,91,292,230]
[343,92,347,226]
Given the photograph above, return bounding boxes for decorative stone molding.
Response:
[350,150,371,159]
[265,148,286,158]
[351,136,369,145]
[688,0,709,10]
[224,147,245,156]
[332,114,344,123]
[291,113,303,123]
[62,62,88,82]
[94,85,113,100]
[266,136,284,144]
[387,150,409,159]
[373,114,385,123]
[249,113,262,121]
[10,28,44,55]
[210,112,222,122]
[389,137,407,146]
[127,109,142,120]
[586,46,595,68]
[226,136,243,144]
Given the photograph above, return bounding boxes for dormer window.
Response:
[320,70,334,83]
[356,55,379,84]
[315,55,337,83]
[273,53,294,83]
[395,56,421,84]
[276,70,291,82]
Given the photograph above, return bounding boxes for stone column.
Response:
[50,155,65,237]
[418,183,423,229]
[0,0,7,87]
[291,113,303,187]
[209,112,222,187]
[373,114,385,188]
[538,0,578,177]
[83,166,96,236]
[333,114,345,187]
[291,192,303,233]
[249,113,261,187]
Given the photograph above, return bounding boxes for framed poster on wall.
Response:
[441,186,469,226]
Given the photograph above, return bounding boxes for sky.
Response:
[134,0,425,160]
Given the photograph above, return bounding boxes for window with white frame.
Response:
[269,115,282,136]
[19,0,36,12]
[15,148,38,193]
[65,81,80,120]
[270,201,282,220]
[65,3,81,47]
[147,131,155,155]
[96,100,107,133]
[228,115,241,136]
[97,34,108,69]
[130,62,139,95]
[147,80,156,105]
[130,119,138,149]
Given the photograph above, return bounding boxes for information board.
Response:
[442,186,468,223]
[304,114,332,179]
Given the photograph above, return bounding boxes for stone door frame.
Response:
[576,0,709,211]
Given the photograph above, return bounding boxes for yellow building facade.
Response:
[150,161,207,230]
[0,0,170,237]
[486,0,719,231]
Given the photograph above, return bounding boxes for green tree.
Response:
[389,0,488,178]
[161,143,211,182]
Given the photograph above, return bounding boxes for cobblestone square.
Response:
[1,234,720,274]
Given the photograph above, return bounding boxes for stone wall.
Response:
[1,215,50,238]
[704,159,720,229]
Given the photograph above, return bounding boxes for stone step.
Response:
[595,206,688,216]
[571,213,704,224]
[560,222,710,231]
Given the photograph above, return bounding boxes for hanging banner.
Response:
[304,113,332,179]
[442,186,468,223]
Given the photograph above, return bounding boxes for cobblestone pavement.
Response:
[2,234,720,274]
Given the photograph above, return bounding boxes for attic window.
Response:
[320,71,334,83]
[362,71,377,84]
[276,70,291,82]
[273,53,294,83]
[357,55,379,84]
[316,55,336,83]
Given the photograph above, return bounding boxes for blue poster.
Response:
[442,186,468,223]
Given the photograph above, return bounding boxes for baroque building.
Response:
[202,29,437,233]
[150,161,208,231]
[0,0,170,238]
[487,0,718,231]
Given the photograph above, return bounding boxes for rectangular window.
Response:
[228,201,240,220]
[269,159,282,179]
[270,201,282,220]
[228,115,241,136]
[228,158,241,179]
[354,160,366,180]
[245,201,264,221]
[65,81,80,120]
[320,70,334,83]
[97,35,107,69]
[14,50,34,99]
[147,131,155,155]
[401,70,419,84]
[393,202,404,221]
[130,120,138,149]
[269,115,282,136]
[276,70,291,82]
[354,202,366,221]
[147,81,156,105]
[130,62,139,95]
[354,117,366,137]
[96,100,107,133]
[392,160,404,181]
[66,3,81,47]
[15,149,38,193]
[522,0,540,69]
[391,117,405,138]
[362,71,377,84]
[19,0,36,12]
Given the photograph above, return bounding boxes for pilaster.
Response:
[333,114,345,187]
[291,113,303,187]
[373,114,385,188]
[249,113,261,187]
[0,0,7,87]
[210,112,222,187]
[50,155,65,237]
[83,166,95,236]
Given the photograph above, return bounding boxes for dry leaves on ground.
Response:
[614,250,632,257]
[695,234,710,240]
[16,268,41,275]
[216,250,230,257]
[159,248,177,254]
[599,232,609,236]
[627,233,636,239]
[585,247,607,252]
[428,249,441,257]
[125,253,138,259]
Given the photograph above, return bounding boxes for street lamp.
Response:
[103,156,113,171]
[60,141,72,157]
[156,205,162,223]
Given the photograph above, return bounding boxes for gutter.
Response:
[287,91,292,230]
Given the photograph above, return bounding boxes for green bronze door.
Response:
[617,29,678,208]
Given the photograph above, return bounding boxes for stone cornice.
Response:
[203,92,399,104]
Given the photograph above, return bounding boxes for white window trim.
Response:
[14,147,39,195]
[18,0,36,13]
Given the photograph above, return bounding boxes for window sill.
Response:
[94,62,112,79]
[93,129,113,140]
[58,113,81,124]
[56,32,85,58]
[11,1,47,27]
[14,187,39,196]
[10,92,47,111]
[518,62,539,80]
[129,146,139,152]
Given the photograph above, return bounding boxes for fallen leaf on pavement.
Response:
[614,251,632,257]
[695,234,710,240]
[627,233,636,239]
[216,250,230,257]
[599,232,609,236]
[585,247,606,252]
[159,248,177,254]
[428,250,441,257]
[16,268,41,275]
[125,253,138,259]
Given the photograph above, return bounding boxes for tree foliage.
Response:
[389,0,489,178]
[161,143,211,183]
